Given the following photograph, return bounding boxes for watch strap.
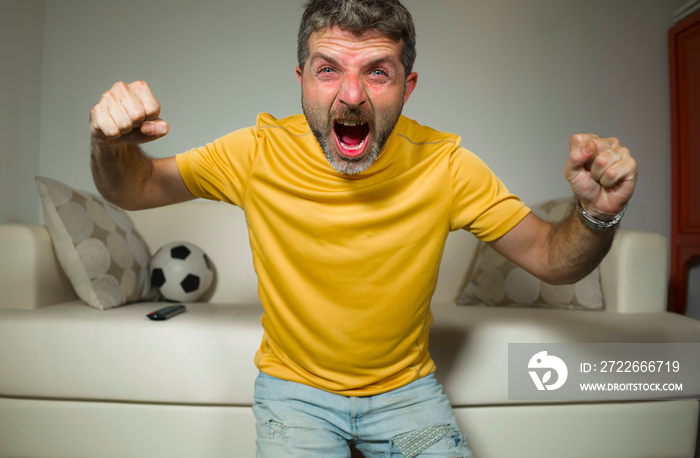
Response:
[576,201,628,232]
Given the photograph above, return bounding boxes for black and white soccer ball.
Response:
[150,241,214,302]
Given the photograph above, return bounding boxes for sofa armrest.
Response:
[0,224,77,310]
[599,229,668,313]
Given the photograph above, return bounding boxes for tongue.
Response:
[337,124,368,146]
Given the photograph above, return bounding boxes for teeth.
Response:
[336,120,363,126]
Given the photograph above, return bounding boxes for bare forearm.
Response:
[90,140,154,210]
[489,202,616,286]
[90,139,194,210]
[539,203,614,284]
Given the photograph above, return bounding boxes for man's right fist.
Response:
[90,81,169,146]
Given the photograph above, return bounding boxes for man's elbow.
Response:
[538,270,590,286]
[93,183,143,211]
[535,260,601,286]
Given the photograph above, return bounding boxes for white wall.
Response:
[0,0,44,224]
[5,0,685,240]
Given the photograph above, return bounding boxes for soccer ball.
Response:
[150,241,214,302]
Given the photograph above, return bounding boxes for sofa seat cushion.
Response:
[1,302,699,406]
[0,301,264,405]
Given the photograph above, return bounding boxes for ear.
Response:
[296,66,303,85]
[403,72,418,105]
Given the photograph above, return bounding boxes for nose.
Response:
[338,74,367,109]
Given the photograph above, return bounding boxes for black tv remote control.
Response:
[147,304,186,321]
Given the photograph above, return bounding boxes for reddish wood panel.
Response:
[669,10,700,313]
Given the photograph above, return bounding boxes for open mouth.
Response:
[333,120,370,158]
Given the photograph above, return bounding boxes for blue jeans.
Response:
[253,372,473,457]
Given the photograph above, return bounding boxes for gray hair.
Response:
[297,0,417,77]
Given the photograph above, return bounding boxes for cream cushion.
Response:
[36,177,153,309]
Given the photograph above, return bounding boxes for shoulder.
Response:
[392,117,489,172]
[392,116,461,148]
[256,113,312,139]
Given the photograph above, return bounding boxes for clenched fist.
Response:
[564,134,637,220]
[90,81,169,146]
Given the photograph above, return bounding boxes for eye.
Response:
[315,66,339,81]
[316,67,339,80]
[368,69,391,83]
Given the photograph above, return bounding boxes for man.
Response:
[89,0,637,456]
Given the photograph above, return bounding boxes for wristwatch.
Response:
[576,201,628,232]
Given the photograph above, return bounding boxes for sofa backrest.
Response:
[128,200,481,305]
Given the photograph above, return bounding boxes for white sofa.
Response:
[1,200,699,458]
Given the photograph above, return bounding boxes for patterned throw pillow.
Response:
[36,176,153,310]
[458,197,604,310]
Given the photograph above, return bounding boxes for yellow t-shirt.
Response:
[176,113,530,396]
